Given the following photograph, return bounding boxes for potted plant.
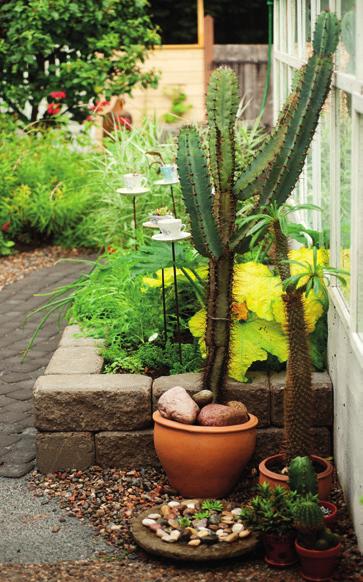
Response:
[289,456,338,525]
[254,204,346,498]
[240,483,298,567]
[294,495,341,581]
[153,11,340,498]
[148,206,174,225]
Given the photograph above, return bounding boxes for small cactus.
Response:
[294,495,324,532]
[288,456,318,496]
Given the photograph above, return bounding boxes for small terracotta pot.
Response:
[319,500,338,525]
[153,411,258,498]
[295,540,341,581]
[262,531,297,567]
[258,453,333,500]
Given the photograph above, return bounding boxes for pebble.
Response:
[232,523,244,533]
[51,525,60,533]
[168,501,180,508]
[222,532,239,543]
[231,508,242,516]
[148,513,161,519]
[142,518,156,526]
[188,539,201,546]
[169,530,181,541]
[239,529,251,538]
[156,529,165,538]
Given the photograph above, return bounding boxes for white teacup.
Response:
[160,164,178,182]
[123,173,147,191]
[158,218,185,238]
[149,213,174,225]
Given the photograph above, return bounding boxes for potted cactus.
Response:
[153,11,340,498]
[294,495,341,581]
[240,483,298,567]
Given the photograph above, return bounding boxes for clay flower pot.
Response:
[153,410,258,498]
[258,453,333,500]
[263,531,297,567]
[319,500,338,525]
[295,540,341,581]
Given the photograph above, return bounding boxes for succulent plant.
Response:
[177,11,340,400]
[294,494,340,550]
[201,499,224,512]
[288,456,318,496]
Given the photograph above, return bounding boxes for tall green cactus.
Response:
[177,11,339,401]
[288,456,318,496]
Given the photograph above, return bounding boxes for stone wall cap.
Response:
[59,325,104,348]
[34,373,152,394]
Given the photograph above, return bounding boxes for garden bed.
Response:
[33,325,333,474]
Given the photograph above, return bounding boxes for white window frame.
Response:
[273,0,363,364]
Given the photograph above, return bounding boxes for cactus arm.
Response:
[177,127,223,259]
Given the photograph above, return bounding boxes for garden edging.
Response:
[33,325,334,474]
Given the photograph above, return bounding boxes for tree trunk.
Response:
[203,251,234,400]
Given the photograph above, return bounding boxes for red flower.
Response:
[89,100,110,113]
[49,91,66,99]
[47,103,61,115]
[116,116,132,130]
[1,221,10,233]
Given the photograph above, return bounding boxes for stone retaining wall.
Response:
[34,325,333,473]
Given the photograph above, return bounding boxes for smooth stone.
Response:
[239,529,252,538]
[185,527,198,537]
[168,501,180,508]
[209,525,219,532]
[232,523,244,533]
[158,387,199,424]
[188,539,201,546]
[156,529,166,538]
[148,513,161,519]
[222,532,239,543]
[231,508,242,516]
[226,401,249,422]
[193,389,213,407]
[168,519,180,529]
[193,518,208,528]
[148,523,162,532]
[161,505,170,518]
[170,530,181,541]
[209,514,221,525]
[142,518,156,526]
[201,533,219,545]
[197,403,249,427]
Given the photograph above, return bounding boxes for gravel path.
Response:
[0,477,110,564]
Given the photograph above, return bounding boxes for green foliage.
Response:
[201,499,223,512]
[163,87,192,124]
[240,483,298,535]
[177,516,191,528]
[288,457,318,497]
[0,0,160,123]
[0,231,15,255]
[194,511,210,520]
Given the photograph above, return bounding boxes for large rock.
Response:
[197,404,249,427]
[95,430,159,468]
[158,386,199,425]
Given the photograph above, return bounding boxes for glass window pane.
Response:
[320,102,331,248]
[338,90,352,302]
[338,0,356,75]
[357,114,363,337]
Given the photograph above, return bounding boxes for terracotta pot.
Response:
[295,540,341,581]
[258,454,333,500]
[262,531,297,567]
[319,500,338,525]
[153,410,258,498]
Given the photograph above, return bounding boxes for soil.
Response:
[0,245,94,290]
[267,457,327,476]
[0,466,357,582]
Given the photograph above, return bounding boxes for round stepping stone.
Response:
[131,505,259,562]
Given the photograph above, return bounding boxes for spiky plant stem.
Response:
[204,252,234,398]
[271,220,313,461]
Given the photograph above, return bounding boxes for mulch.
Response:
[0,465,360,582]
[0,246,92,291]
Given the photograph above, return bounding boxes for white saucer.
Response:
[152,232,191,243]
[143,221,160,229]
[154,179,179,186]
[117,187,150,196]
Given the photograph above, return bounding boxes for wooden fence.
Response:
[213,44,272,127]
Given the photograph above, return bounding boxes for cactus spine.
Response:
[177,11,339,401]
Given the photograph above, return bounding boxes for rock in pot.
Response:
[158,386,199,425]
[197,403,249,427]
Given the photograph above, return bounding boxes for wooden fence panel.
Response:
[213,45,273,126]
